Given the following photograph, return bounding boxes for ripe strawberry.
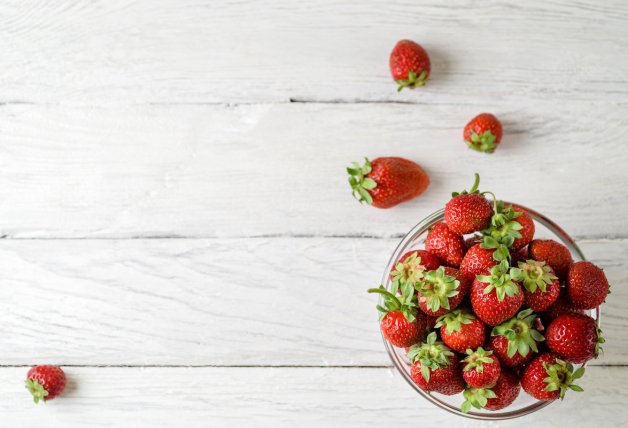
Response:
[415,267,470,317]
[445,174,493,234]
[542,291,585,324]
[25,365,66,404]
[425,223,465,267]
[435,309,486,353]
[521,353,584,401]
[460,244,498,279]
[461,369,520,413]
[390,250,440,286]
[567,261,610,309]
[482,203,534,253]
[408,332,465,395]
[463,113,503,154]
[546,313,604,363]
[367,283,427,347]
[488,309,544,367]
[462,347,501,388]
[470,266,524,326]
[529,239,573,279]
[511,260,560,312]
[347,157,429,209]
[389,40,431,91]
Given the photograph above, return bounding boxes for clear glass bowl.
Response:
[379,202,600,420]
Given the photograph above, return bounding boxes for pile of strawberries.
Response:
[368,175,609,413]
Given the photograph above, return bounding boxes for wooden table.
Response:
[1,1,627,426]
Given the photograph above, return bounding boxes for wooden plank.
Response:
[0,237,624,366]
[0,1,627,104]
[1,103,627,238]
[0,366,626,427]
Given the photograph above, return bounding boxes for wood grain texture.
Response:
[1,103,627,238]
[0,237,625,366]
[0,0,627,105]
[0,366,626,427]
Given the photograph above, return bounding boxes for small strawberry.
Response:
[25,365,67,404]
[542,291,585,324]
[463,113,503,154]
[521,353,584,401]
[546,313,604,364]
[528,239,573,279]
[408,332,465,395]
[460,244,498,280]
[435,309,486,353]
[470,265,524,326]
[347,157,429,209]
[462,347,501,388]
[461,369,520,413]
[367,283,427,347]
[389,40,431,91]
[390,250,440,286]
[567,261,610,309]
[510,260,560,312]
[415,267,470,317]
[425,223,465,267]
[445,173,493,234]
[488,309,544,367]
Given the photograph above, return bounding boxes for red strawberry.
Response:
[389,40,431,91]
[488,309,544,367]
[567,261,610,309]
[408,332,465,395]
[25,365,67,404]
[542,291,585,324]
[367,283,427,347]
[425,223,465,267]
[521,353,584,401]
[416,267,470,317]
[461,369,520,413]
[445,174,493,234]
[482,203,535,252]
[435,309,486,353]
[390,250,440,286]
[463,113,503,154]
[546,313,604,363]
[347,157,429,209]
[460,244,498,279]
[511,260,560,312]
[462,347,501,388]
[470,266,524,326]
[528,239,573,279]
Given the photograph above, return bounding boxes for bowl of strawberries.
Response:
[368,174,608,419]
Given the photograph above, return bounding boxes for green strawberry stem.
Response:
[461,386,497,413]
[396,70,428,92]
[25,379,49,404]
[492,309,544,357]
[543,359,585,399]
[463,347,494,373]
[407,332,453,382]
[347,158,377,204]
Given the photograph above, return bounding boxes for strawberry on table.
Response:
[25,365,67,404]
[488,309,544,367]
[470,265,524,326]
[445,173,494,234]
[408,332,465,395]
[390,250,440,286]
[461,369,520,413]
[528,239,573,279]
[567,261,610,309]
[464,113,503,154]
[546,313,604,364]
[435,309,486,353]
[462,347,501,388]
[347,157,429,209]
[389,40,431,91]
[415,267,470,317]
[521,353,584,401]
[510,260,560,312]
[425,223,466,267]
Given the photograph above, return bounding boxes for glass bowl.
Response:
[379,202,600,420]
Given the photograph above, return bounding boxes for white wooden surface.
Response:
[0,1,627,427]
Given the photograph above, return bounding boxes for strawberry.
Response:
[470,266,524,326]
[389,40,431,91]
[521,353,584,401]
[25,365,66,404]
[415,267,470,317]
[445,174,493,234]
[511,260,560,312]
[546,313,604,363]
[567,261,610,309]
[463,113,503,154]
[367,283,427,347]
[542,291,585,324]
[528,239,573,279]
[435,309,486,353]
[460,244,498,280]
[425,223,465,267]
[408,332,465,395]
[462,347,501,388]
[347,157,429,209]
[482,203,535,255]
[488,309,544,367]
[390,250,440,286]
[461,369,520,413]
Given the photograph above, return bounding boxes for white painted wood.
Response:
[0,366,626,427]
[0,237,624,366]
[1,103,627,239]
[0,1,627,105]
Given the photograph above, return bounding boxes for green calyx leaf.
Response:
[406,332,454,382]
[595,328,606,357]
[461,386,497,413]
[467,130,497,154]
[391,252,427,287]
[510,260,557,293]
[482,201,522,250]
[477,265,520,302]
[451,173,482,197]
[434,309,475,335]
[463,347,494,373]
[543,359,585,399]
[396,70,428,92]
[347,158,376,205]
[367,283,417,323]
[415,267,460,313]
[491,308,544,358]
[25,379,49,404]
